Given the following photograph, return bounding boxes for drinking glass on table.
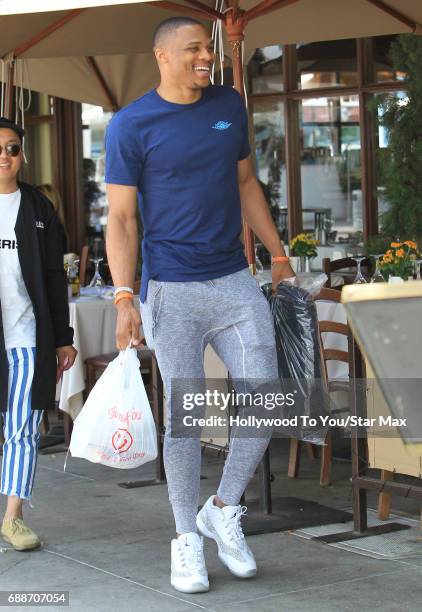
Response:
[370,254,385,283]
[413,259,422,280]
[89,257,105,295]
[350,255,367,284]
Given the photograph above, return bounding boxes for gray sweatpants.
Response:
[140,268,278,534]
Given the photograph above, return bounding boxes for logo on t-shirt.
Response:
[212,121,232,131]
[36,221,44,229]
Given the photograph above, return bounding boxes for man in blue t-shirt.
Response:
[105,16,295,594]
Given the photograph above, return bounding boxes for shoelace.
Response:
[179,540,204,570]
[7,518,30,535]
[225,505,247,544]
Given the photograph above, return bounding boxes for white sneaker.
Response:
[196,496,257,578]
[170,532,209,594]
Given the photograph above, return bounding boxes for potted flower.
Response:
[378,240,420,281]
[290,233,319,272]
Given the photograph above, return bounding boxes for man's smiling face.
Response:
[156,24,214,90]
[0,128,22,185]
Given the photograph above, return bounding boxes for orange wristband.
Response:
[114,292,134,305]
[271,256,289,264]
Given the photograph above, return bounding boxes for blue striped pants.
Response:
[0,348,43,500]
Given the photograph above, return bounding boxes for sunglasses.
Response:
[0,143,21,157]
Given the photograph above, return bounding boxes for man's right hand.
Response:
[115,299,144,350]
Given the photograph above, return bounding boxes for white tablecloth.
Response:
[255,270,343,288]
[58,296,139,419]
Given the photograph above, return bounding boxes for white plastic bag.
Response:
[68,348,158,468]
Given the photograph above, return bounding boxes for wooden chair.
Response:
[287,287,350,486]
[323,256,372,288]
[79,244,89,287]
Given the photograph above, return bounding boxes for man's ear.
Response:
[154,47,168,64]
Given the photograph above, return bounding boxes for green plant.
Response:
[374,35,422,238]
[364,234,395,256]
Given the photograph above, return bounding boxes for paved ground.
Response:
[1,437,422,611]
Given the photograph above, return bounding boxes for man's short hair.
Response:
[152,16,204,49]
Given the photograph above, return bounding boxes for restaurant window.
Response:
[249,46,283,94]
[82,104,113,255]
[252,100,287,242]
[19,92,55,187]
[299,95,362,242]
[374,35,406,83]
[297,39,358,90]
[375,90,408,232]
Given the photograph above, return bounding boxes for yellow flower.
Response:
[396,248,405,258]
[391,242,401,248]
[291,233,318,247]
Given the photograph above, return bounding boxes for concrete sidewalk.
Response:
[1,439,422,611]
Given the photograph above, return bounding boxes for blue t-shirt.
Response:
[105,85,250,302]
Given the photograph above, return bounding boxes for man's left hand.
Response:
[271,261,296,294]
[56,345,78,383]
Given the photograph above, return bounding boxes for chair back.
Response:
[314,288,350,379]
[79,245,89,287]
[322,256,372,288]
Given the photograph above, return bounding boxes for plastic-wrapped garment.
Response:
[262,274,330,444]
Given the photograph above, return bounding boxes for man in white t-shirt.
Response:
[0,117,77,551]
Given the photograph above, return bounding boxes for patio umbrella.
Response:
[0,1,421,59]
[1,0,421,263]
[17,53,160,110]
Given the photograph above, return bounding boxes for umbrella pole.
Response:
[225,9,256,274]
[225,9,280,527]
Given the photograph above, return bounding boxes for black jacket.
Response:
[0,182,74,412]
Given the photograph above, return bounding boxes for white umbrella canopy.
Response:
[0,1,213,110]
[0,2,215,59]
[0,0,420,60]
[20,53,160,110]
[0,0,147,12]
